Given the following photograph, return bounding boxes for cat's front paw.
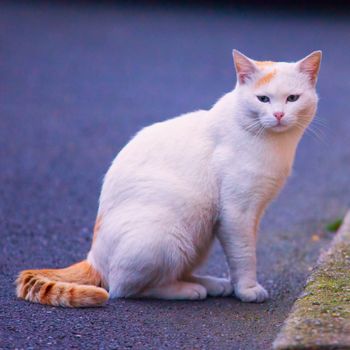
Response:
[234,283,269,303]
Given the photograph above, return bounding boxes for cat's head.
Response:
[233,50,322,134]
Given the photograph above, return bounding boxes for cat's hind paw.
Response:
[203,277,234,297]
[189,275,234,297]
[234,283,269,303]
[141,281,207,300]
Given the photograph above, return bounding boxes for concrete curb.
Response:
[273,211,350,350]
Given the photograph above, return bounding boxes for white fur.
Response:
[87,51,321,302]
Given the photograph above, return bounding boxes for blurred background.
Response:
[1,1,350,349]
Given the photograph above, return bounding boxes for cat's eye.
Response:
[287,94,300,102]
[257,95,270,103]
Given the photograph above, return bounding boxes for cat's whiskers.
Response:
[294,121,326,144]
[298,115,330,140]
[255,125,265,139]
[245,120,263,135]
[245,120,260,130]
[297,114,327,125]
[298,116,330,135]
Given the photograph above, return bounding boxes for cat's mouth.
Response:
[269,124,290,133]
[261,119,293,133]
[243,117,293,135]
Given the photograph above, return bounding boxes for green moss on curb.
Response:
[296,245,350,323]
[273,214,350,350]
[325,218,343,232]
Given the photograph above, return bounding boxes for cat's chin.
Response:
[266,124,292,133]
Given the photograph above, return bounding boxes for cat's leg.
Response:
[186,274,233,297]
[216,203,268,303]
[140,281,207,300]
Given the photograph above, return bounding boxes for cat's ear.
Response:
[233,50,257,85]
[298,51,322,86]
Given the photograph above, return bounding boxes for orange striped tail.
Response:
[16,260,108,307]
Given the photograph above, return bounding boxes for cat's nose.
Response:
[273,112,285,121]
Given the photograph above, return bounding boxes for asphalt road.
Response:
[1,2,350,349]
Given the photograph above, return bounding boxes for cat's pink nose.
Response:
[274,112,285,121]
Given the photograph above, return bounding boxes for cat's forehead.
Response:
[254,60,277,69]
[253,62,306,92]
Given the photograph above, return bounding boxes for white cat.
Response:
[17,50,322,307]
